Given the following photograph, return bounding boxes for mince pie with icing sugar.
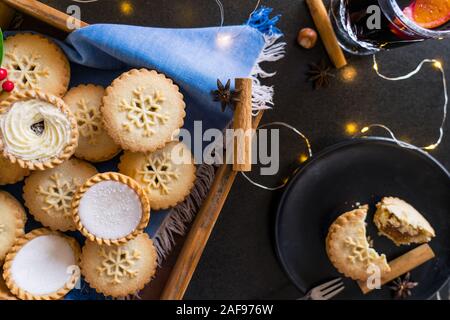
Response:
[72,172,150,245]
[2,228,81,300]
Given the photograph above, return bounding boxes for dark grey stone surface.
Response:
[41,0,450,300]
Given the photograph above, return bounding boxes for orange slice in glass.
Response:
[403,0,450,29]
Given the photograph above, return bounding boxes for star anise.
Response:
[306,60,335,89]
[389,272,418,299]
[212,79,240,112]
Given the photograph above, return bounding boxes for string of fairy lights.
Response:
[241,122,313,191]
[356,55,448,151]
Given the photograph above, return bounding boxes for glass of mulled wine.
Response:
[330,0,450,54]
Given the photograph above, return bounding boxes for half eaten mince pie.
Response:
[326,205,390,281]
[374,197,435,246]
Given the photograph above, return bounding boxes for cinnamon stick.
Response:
[358,244,435,294]
[306,0,347,68]
[233,78,252,172]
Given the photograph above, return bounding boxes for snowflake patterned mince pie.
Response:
[72,172,150,245]
[63,84,121,162]
[23,158,98,232]
[0,91,78,170]
[0,191,27,264]
[2,33,70,98]
[80,233,157,298]
[326,205,391,281]
[374,197,435,246]
[2,228,81,300]
[102,69,186,152]
[119,141,196,210]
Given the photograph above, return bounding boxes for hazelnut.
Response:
[297,28,318,49]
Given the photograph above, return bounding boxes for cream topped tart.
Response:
[0,91,78,170]
[72,172,150,245]
[374,197,435,246]
[2,228,81,300]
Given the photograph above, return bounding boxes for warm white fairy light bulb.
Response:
[373,61,378,72]
[433,60,442,70]
[216,33,233,48]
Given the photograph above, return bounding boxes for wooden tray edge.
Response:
[1,0,88,32]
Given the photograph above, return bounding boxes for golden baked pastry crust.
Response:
[374,197,435,246]
[0,191,26,263]
[80,233,157,298]
[63,84,121,162]
[0,155,29,185]
[326,205,390,281]
[23,158,98,232]
[119,141,196,210]
[102,69,186,153]
[0,268,17,300]
[2,33,70,98]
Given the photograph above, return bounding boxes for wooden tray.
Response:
[0,0,264,300]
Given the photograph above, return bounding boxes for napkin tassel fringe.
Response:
[247,7,286,113]
[250,33,286,113]
[153,163,216,264]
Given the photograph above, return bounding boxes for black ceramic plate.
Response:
[275,137,450,299]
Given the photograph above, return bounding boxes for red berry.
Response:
[0,68,7,81]
[2,81,15,92]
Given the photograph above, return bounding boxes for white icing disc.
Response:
[11,235,77,295]
[78,181,143,239]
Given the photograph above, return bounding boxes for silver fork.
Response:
[298,278,344,300]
